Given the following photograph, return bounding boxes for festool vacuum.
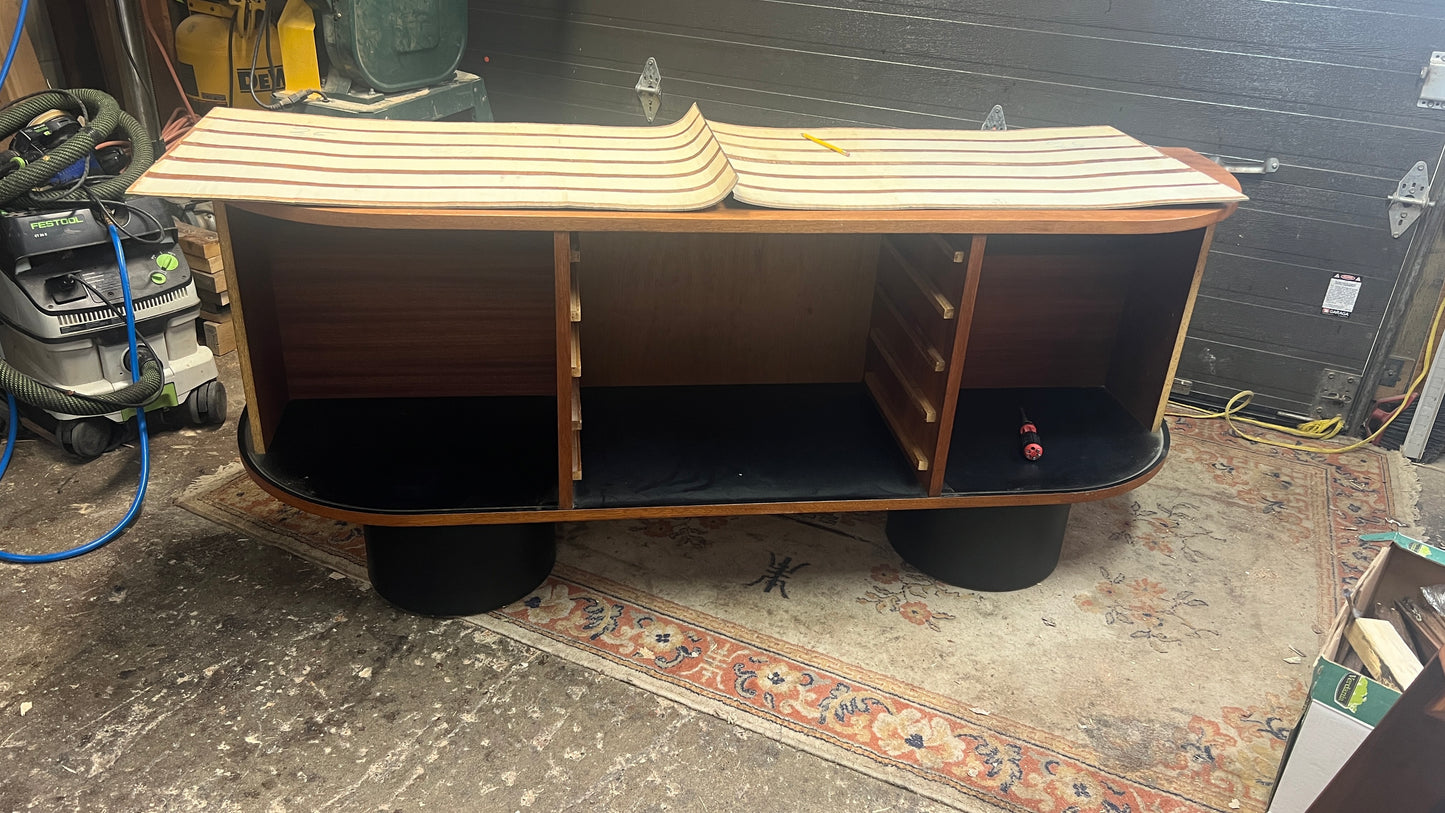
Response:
[0,88,224,459]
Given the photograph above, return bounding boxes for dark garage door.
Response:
[465,0,1445,423]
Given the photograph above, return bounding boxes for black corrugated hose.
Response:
[0,88,164,414]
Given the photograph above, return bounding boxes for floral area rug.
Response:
[178,416,1417,813]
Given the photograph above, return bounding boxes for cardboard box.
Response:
[1267,533,1445,812]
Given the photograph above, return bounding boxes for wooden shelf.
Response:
[574,384,927,508]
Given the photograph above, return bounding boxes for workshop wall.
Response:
[464,0,1445,422]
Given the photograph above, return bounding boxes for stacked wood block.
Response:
[176,222,235,355]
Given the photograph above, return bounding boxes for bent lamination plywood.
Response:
[130,105,1245,212]
[708,121,1246,210]
[130,105,739,211]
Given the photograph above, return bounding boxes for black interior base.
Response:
[886,504,1072,591]
[575,384,925,508]
[944,387,1166,496]
[364,523,556,616]
[239,398,559,514]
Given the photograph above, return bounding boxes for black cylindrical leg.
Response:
[886,504,1071,592]
[364,523,556,616]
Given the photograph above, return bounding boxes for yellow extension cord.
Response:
[1165,287,1445,454]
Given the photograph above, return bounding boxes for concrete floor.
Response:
[0,355,1441,812]
[0,355,940,813]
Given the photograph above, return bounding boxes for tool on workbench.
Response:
[170,0,488,122]
[1019,408,1043,461]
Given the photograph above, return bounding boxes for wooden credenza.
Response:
[217,150,1239,615]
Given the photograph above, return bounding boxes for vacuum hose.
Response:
[0,345,163,414]
[0,89,152,208]
[0,87,163,414]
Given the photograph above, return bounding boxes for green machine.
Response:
[300,0,491,121]
[176,0,490,120]
[313,0,466,91]
[298,0,491,121]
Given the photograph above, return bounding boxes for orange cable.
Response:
[140,2,198,147]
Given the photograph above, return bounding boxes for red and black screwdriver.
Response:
[1019,408,1043,462]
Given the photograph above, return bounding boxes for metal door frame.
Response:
[1356,143,1445,430]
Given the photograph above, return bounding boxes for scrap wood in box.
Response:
[1267,533,1445,813]
[176,221,234,355]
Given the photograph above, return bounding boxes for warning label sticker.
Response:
[1322,273,1362,318]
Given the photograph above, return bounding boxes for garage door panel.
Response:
[477,1,1430,122]
[1177,338,1339,411]
[1201,254,1392,321]
[1240,175,1411,227]
[472,14,1444,174]
[1209,208,1407,275]
[1189,297,1382,367]
[829,0,1440,69]
[1183,380,1322,420]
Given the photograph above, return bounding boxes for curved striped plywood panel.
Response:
[129,104,737,211]
[132,106,1244,212]
[710,122,1247,211]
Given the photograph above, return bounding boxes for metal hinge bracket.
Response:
[1311,368,1359,418]
[1388,161,1434,238]
[1211,156,1279,175]
[635,57,662,123]
[981,105,1006,131]
[1419,52,1445,109]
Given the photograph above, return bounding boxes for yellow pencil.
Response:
[801,132,849,157]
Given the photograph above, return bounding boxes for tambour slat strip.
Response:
[708,121,1129,144]
[201,104,708,139]
[186,117,714,152]
[146,151,735,190]
[731,175,1226,195]
[726,158,1197,176]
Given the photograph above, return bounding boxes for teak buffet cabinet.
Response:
[217,150,1239,615]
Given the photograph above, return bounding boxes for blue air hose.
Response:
[0,224,150,563]
[0,0,27,91]
[0,0,152,562]
[0,391,14,480]
[0,0,22,486]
